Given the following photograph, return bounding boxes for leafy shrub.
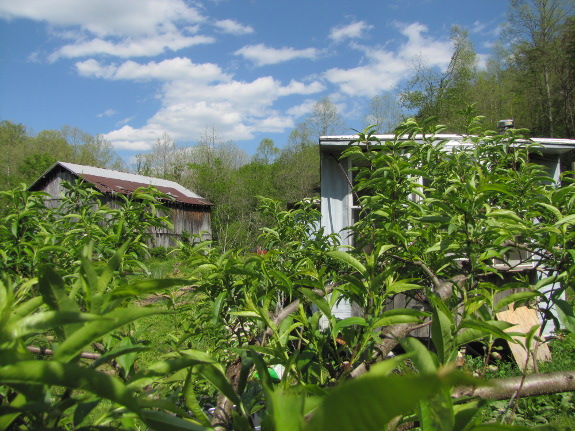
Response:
[2,117,575,430]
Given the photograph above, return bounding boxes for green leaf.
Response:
[418,216,451,223]
[140,410,210,431]
[54,307,164,363]
[270,387,306,431]
[183,370,212,427]
[387,280,423,295]
[340,274,368,295]
[98,240,131,294]
[332,317,367,337]
[304,373,450,431]
[91,345,151,370]
[249,349,274,403]
[326,251,366,276]
[375,244,396,259]
[372,314,421,327]
[0,361,140,413]
[212,291,226,324]
[196,362,243,409]
[431,303,455,365]
[555,214,575,226]
[420,384,454,431]
[38,265,81,339]
[486,209,523,223]
[367,353,414,377]
[478,183,512,195]
[111,279,191,298]
[534,273,563,290]
[269,269,294,294]
[0,392,25,431]
[453,400,484,431]
[300,288,332,319]
[38,265,79,314]
[37,245,70,255]
[372,308,429,328]
[494,291,541,312]
[455,321,514,346]
[458,320,515,343]
[535,202,562,219]
[555,299,575,334]
[400,337,438,373]
[13,311,103,338]
[13,296,45,319]
[237,352,254,396]
[468,424,533,430]
[229,311,263,318]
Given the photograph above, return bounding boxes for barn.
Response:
[28,161,213,247]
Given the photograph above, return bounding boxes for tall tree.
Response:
[363,92,406,133]
[75,134,125,170]
[400,26,478,132]
[306,96,346,137]
[504,0,575,136]
[0,121,124,189]
[252,138,280,165]
[274,122,320,203]
[0,121,30,189]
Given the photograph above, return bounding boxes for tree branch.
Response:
[453,370,575,400]
[27,345,101,360]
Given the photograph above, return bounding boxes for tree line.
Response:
[0,121,125,190]
[401,0,575,138]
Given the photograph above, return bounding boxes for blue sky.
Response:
[0,0,508,160]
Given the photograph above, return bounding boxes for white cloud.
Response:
[329,21,373,43]
[116,116,135,126]
[0,0,204,37]
[471,19,503,38]
[90,58,324,151]
[286,99,316,118]
[214,19,254,35]
[76,59,117,78]
[234,44,320,66]
[102,125,159,151]
[76,57,229,82]
[396,22,452,65]
[1,0,209,59]
[471,20,487,34]
[97,109,117,118]
[51,34,214,60]
[255,115,294,133]
[324,22,453,96]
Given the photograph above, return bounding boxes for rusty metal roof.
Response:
[33,162,212,207]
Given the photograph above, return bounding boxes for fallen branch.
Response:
[27,345,101,360]
[453,370,575,400]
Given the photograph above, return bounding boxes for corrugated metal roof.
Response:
[320,134,575,155]
[52,162,212,206]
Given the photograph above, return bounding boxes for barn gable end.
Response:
[29,161,212,247]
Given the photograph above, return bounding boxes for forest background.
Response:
[1,0,575,250]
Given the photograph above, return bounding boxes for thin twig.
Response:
[27,345,101,360]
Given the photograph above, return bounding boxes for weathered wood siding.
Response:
[31,173,211,248]
[34,170,77,208]
[151,205,211,247]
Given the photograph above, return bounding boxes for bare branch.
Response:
[453,370,575,400]
[27,345,101,360]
